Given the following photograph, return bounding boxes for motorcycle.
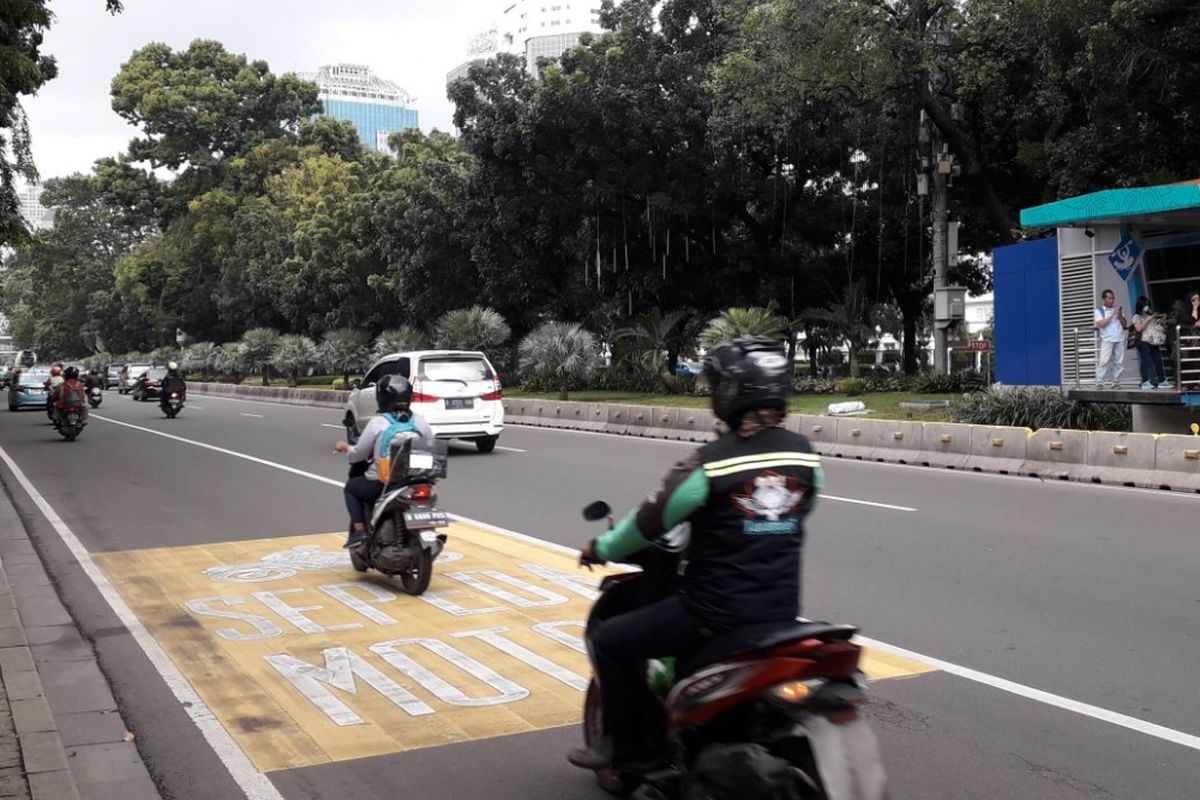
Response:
[349,434,450,595]
[578,501,888,800]
[53,390,88,442]
[88,386,103,408]
[162,390,184,418]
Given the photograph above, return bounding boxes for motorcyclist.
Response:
[159,361,187,412]
[84,368,105,393]
[45,364,64,419]
[55,366,89,426]
[334,374,433,547]
[568,336,824,773]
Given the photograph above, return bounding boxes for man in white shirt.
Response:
[1094,289,1128,388]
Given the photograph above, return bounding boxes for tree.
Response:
[182,341,218,374]
[616,307,694,387]
[699,306,788,350]
[320,328,370,387]
[823,280,877,378]
[211,342,244,383]
[240,327,279,386]
[433,306,511,351]
[374,326,428,358]
[519,322,597,400]
[272,334,318,387]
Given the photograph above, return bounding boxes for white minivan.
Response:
[343,350,505,453]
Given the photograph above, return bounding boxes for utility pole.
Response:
[931,127,950,374]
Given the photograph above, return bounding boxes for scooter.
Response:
[88,386,103,408]
[349,435,450,595]
[578,501,888,800]
[53,396,87,442]
[162,390,184,418]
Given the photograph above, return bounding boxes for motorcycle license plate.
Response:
[445,398,473,410]
[404,509,449,529]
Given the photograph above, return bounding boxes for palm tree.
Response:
[272,334,319,388]
[616,307,690,379]
[212,343,245,383]
[320,328,370,388]
[240,327,280,386]
[519,322,597,401]
[182,342,218,375]
[373,325,429,358]
[698,305,788,350]
[825,280,877,378]
[434,306,511,351]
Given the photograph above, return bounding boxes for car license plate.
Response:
[445,398,474,410]
[404,509,449,529]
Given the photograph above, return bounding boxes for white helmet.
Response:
[168,361,179,371]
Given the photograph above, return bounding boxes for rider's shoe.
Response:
[567,745,613,770]
[344,528,371,548]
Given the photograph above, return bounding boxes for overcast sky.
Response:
[24,0,489,180]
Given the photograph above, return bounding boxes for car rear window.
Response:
[147,368,168,379]
[418,357,494,382]
[20,372,48,386]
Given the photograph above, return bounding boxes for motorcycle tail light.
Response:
[770,679,817,704]
[412,484,433,502]
[171,392,180,398]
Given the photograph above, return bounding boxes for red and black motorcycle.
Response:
[578,501,888,800]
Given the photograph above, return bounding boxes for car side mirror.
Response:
[349,379,362,390]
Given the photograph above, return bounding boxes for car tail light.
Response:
[480,388,503,401]
[412,484,433,502]
[412,392,438,403]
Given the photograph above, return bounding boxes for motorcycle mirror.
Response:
[582,501,611,522]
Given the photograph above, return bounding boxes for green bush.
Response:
[906,370,988,394]
[792,377,840,394]
[838,378,867,396]
[332,378,346,390]
[951,387,1131,432]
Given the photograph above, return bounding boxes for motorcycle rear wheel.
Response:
[398,538,433,595]
[348,546,368,572]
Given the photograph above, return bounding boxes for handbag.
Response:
[1126,326,1140,349]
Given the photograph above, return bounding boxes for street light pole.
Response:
[931,138,949,374]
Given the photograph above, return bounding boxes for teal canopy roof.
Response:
[1020,182,1200,228]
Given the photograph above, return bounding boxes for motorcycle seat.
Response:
[679,620,857,677]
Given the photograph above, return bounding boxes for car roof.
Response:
[369,349,490,367]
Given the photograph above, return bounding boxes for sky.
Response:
[23,0,490,180]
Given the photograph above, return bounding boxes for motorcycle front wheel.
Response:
[584,680,628,795]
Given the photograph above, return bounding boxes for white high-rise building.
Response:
[17,183,54,231]
[500,1,604,73]
[298,64,419,152]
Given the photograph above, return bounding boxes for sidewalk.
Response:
[0,487,161,800]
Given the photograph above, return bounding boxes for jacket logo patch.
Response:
[732,471,804,534]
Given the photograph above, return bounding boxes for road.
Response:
[0,392,1197,799]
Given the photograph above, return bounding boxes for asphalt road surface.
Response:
[1,392,1198,800]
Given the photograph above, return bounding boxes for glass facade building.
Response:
[300,64,418,153]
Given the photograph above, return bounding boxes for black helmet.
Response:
[63,366,80,380]
[703,336,791,425]
[376,374,413,414]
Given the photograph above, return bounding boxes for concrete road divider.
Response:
[966,426,1031,474]
[1082,432,1158,487]
[670,408,717,442]
[1149,435,1200,492]
[581,403,609,432]
[193,382,348,409]
[834,418,886,460]
[1021,428,1088,481]
[604,404,630,435]
[797,416,838,453]
[919,422,973,468]
[624,406,658,437]
[868,421,927,464]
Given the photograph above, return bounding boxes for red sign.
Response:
[967,340,992,352]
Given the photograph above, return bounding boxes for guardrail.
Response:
[183,384,1200,493]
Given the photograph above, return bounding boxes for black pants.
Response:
[591,594,709,763]
[343,476,383,527]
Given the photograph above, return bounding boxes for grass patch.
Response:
[507,390,956,422]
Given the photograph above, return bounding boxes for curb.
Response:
[0,484,161,800]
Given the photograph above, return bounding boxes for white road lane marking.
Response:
[495,446,527,453]
[239,413,264,419]
[78,415,1200,755]
[320,423,342,429]
[0,445,286,800]
[821,495,916,512]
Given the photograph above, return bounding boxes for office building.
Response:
[301,64,418,152]
[499,1,605,73]
[17,183,54,231]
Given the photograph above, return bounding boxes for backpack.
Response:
[60,380,86,408]
[374,411,420,484]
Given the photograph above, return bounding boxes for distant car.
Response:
[0,365,9,389]
[8,367,51,411]
[105,366,121,390]
[343,350,505,453]
[120,364,151,394]
[131,366,168,401]
[675,359,703,377]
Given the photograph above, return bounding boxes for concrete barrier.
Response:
[919,422,973,468]
[866,421,926,464]
[966,426,1031,474]
[797,416,838,456]
[1081,431,1158,487]
[579,403,608,432]
[669,408,717,442]
[1149,435,1200,492]
[834,418,887,460]
[544,401,589,429]
[604,404,630,436]
[644,407,681,439]
[1021,429,1089,481]
[624,406,658,437]
[192,382,348,409]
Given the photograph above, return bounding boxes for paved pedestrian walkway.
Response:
[0,485,161,800]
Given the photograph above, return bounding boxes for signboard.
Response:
[967,340,992,352]
[1108,230,1143,281]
